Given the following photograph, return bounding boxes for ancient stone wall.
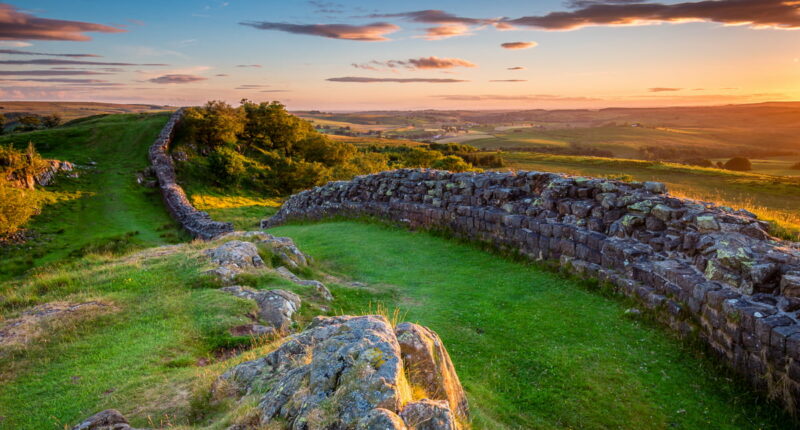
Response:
[149,109,233,240]
[264,168,800,411]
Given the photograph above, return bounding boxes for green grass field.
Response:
[0,113,186,280]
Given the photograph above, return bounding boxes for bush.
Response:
[683,158,713,168]
[431,155,475,172]
[723,157,752,171]
[0,178,40,236]
[207,145,249,187]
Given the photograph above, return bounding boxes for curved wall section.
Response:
[264,168,800,411]
[149,109,233,240]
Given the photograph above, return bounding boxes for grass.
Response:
[502,152,800,240]
[183,183,282,230]
[270,220,795,429]
[0,113,188,280]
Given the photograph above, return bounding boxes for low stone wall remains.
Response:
[149,109,233,240]
[263,168,800,411]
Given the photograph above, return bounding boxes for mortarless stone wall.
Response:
[263,168,800,411]
[149,109,233,240]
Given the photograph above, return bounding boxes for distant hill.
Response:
[0,101,175,121]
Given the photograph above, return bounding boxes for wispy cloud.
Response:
[507,66,526,70]
[0,3,125,41]
[148,74,207,84]
[501,41,538,50]
[235,84,269,89]
[490,79,527,82]
[240,21,399,41]
[432,94,602,101]
[419,23,472,40]
[0,77,111,84]
[0,48,100,57]
[508,0,800,31]
[327,76,468,83]
[649,87,682,92]
[261,89,290,92]
[352,56,476,71]
[0,59,167,66]
[236,64,262,68]
[367,9,512,39]
[0,69,111,76]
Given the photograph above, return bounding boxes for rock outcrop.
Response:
[221,285,301,331]
[71,409,143,430]
[263,168,800,412]
[218,315,468,429]
[149,109,233,240]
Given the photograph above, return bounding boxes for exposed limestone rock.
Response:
[221,285,301,331]
[400,400,457,430]
[395,323,469,418]
[219,315,467,429]
[71,409,143,430]
[205,241,265,269]
[259,233,310,269]
[275,266,333,302]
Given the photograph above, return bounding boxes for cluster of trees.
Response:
[0,113,62,134]
[178,100,491,195]
[0,143,44,236]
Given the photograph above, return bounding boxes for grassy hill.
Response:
[1,112,798,429]
[0,113,185,280]
[0,101,173,122]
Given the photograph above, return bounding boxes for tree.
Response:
[240,100,313,155]
[42,113,62,128]
[723,157,752,171]
[17,115,41,131]
[183,101,244,152]
[431,155,475,172]
[0,113,5,135]
[0,177,40,235]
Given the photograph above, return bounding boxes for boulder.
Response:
[395,323,469,419]
[71,409,143,430]
[218,315,467,429]
[205,241,265,269]
[259,234,309,269]
[220,286,300,331]
[400,400,458,430]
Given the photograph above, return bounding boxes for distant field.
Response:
[0,101,173,121]
[327,134,426,147]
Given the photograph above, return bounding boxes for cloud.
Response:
[490,79,527,82]
[240,21,399,41]
[0,48,100,57]
[0,3,125,41]
[432,94,602,101]
[308,1,345,14]
[236,64,262,68]
[0,41,30,47]
[352,56,476,71]
[0,59,167,66]
[261,89,290,92]
[148,74,207,84]
[508,0,800,31]
[215,73,229,77]
[327,76,468,83]
[0,69,111,76]
[235,84,269,89]
[50,66,124,72]
[507,66,526,70]
[420,24,472,40]
[649,87,682,92]
[501,41,538,50]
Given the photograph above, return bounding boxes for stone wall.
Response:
[263,168,800,411]
[149,109,233,240]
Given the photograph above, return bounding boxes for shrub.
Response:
[431,155,475,172]
[683,158,713,168]
[723,157,752,171]
[207,145,249,187]
[42,113,62,128]
[17,115,41,131]
[0,177,40,236]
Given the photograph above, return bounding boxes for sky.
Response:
[1,0,799,110]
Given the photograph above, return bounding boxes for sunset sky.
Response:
[1,0,799,110]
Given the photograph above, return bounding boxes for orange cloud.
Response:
[327,76,467,83]
[240,21,399,41]
[501,41,538,50]
[509,0,800,31]
[421,24,472,40]
[649,87,682,92]
[352,56,476,71]
[0,3,125,41]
